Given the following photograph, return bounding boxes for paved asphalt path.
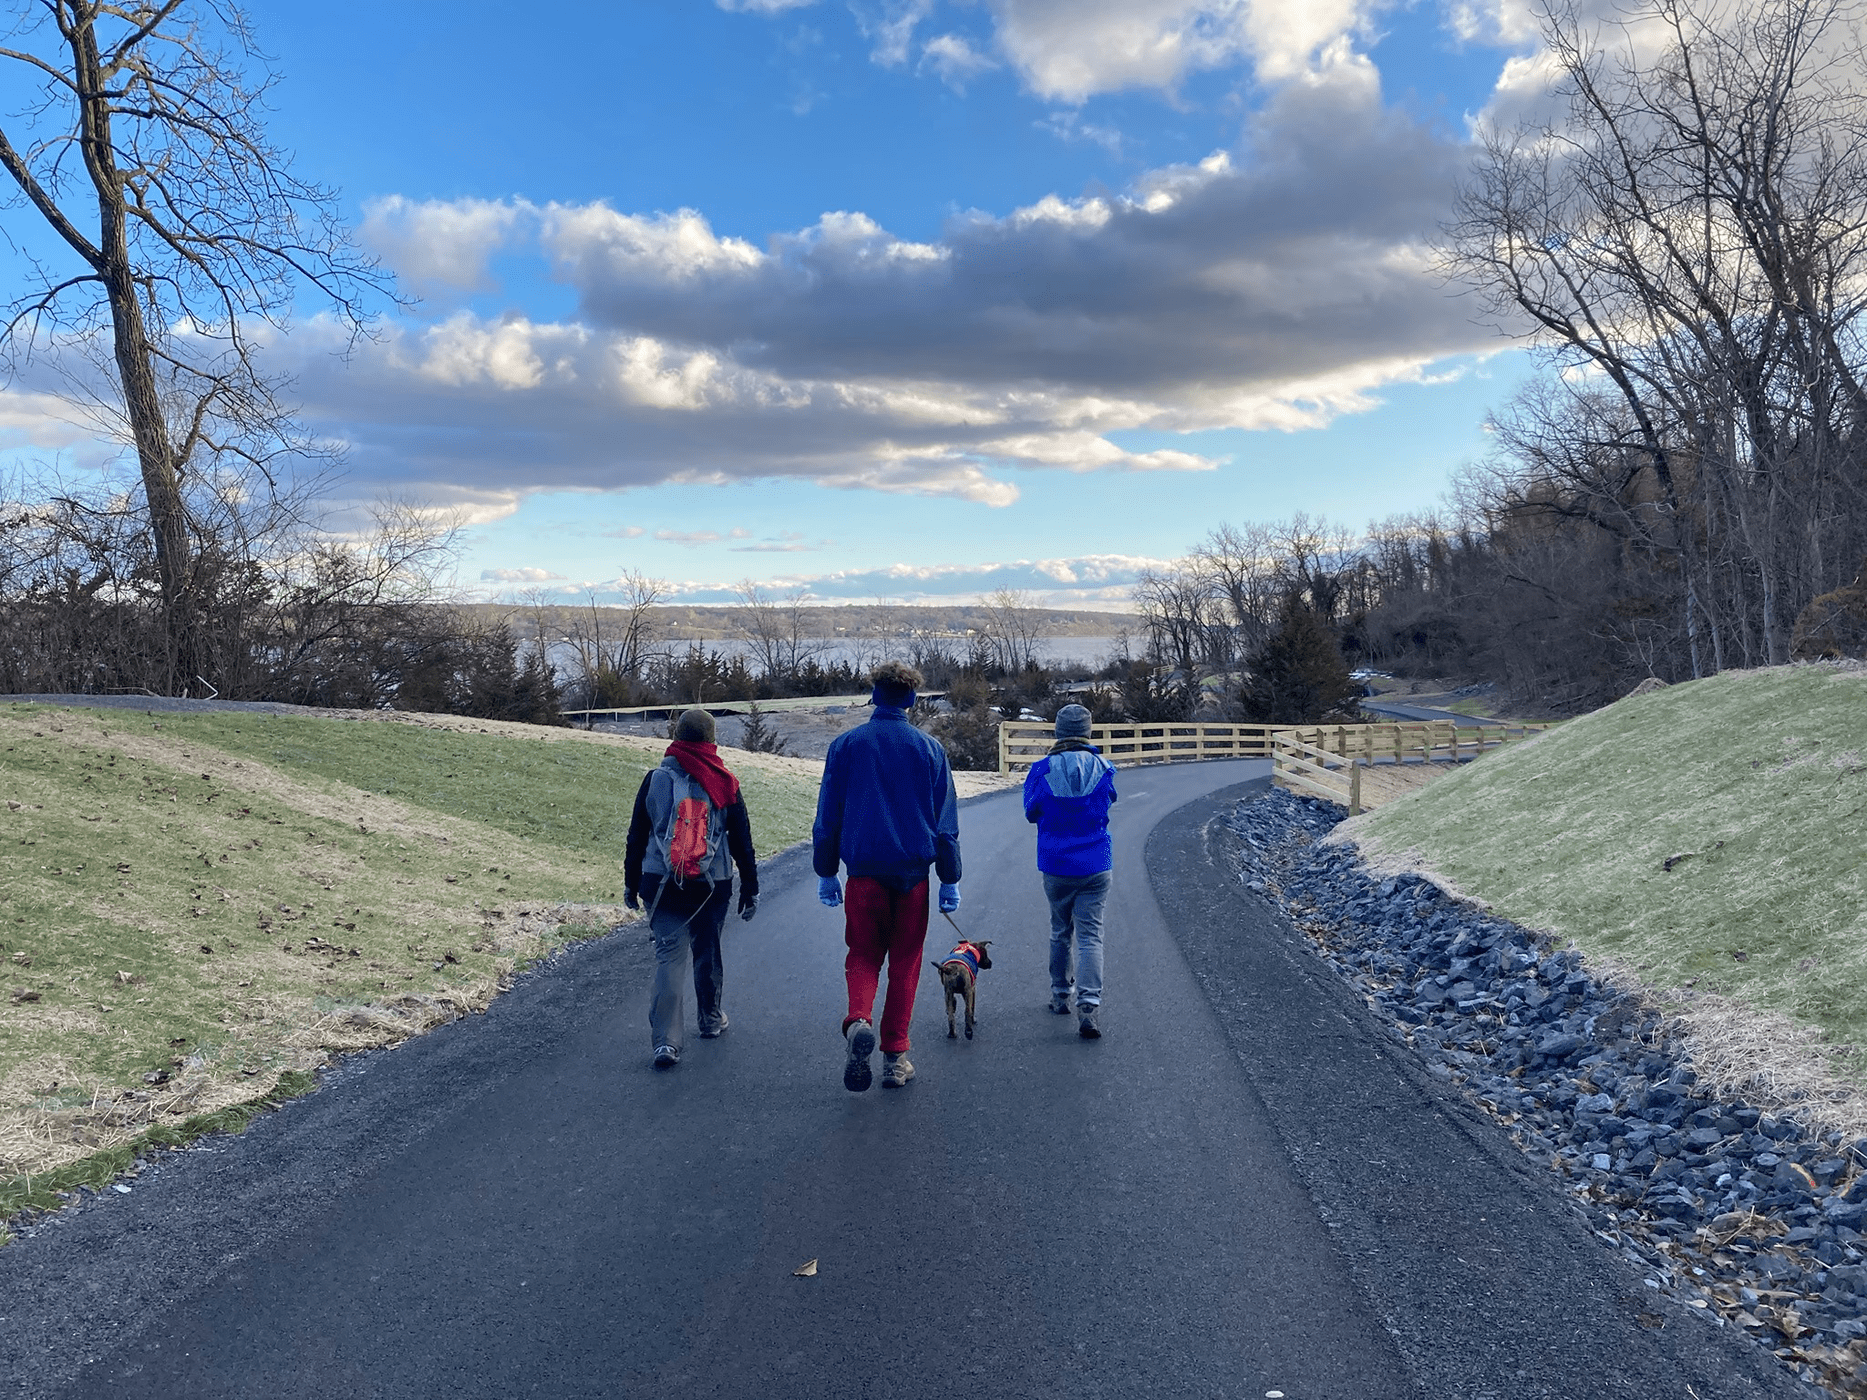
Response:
[2,760,1813,1400]
[1359,697,1495,727]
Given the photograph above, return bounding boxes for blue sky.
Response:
[2,0,1555,607]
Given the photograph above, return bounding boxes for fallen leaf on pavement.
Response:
[793,1259,818,1278]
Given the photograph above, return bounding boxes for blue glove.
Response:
[939,883,961,913]
[818,876,843,907]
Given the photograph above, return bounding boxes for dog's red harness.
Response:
[939,939,987,980]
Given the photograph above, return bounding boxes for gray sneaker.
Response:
[1077,1006,1101,1039]
[698,1011,729,1039]
[881,1053,915,1088]
[844,1019,876,1092]
[653,1044,680,1068]
[1048,993,1072,1015]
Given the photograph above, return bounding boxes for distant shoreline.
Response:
[463,600,1139,641]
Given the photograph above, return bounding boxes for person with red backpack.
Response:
[624,708,760,1069]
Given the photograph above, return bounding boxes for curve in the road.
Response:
[1359,697,1497,727]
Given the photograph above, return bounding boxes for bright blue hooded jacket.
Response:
[1023,745,1117,877]
[813,706,962,891]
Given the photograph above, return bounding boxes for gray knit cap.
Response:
[674,708,717,743]
[1054,704,1092,740]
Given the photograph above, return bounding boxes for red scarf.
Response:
[666,740,741,809]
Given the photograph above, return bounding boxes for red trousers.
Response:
[840,877,930,1054]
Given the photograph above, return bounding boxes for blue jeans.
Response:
[1044,870,1110,1008]
[648,879,731,1051]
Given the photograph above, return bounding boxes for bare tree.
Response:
[563,569,666,707]
[1194,521,1281,659]
[1132,565,1217,674]
[0,1,387,688]
[846,594,902,678]
[734,579,824,684]
[1443,0,1867,669]
[977,587,1043,673]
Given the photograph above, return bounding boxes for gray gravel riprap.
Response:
[1225,787,1867,1399]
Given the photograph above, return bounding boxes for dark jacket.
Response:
[813,706,961,891]
[625,757,758,909]
[1023,743,1116,877]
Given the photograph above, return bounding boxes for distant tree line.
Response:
[0,485,563,724]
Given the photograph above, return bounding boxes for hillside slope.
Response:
[1348,663,1867,1095]
[0,703,823,1183]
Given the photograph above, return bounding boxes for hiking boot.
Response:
[653,1044,681,1068]
[1077,1006,1101,1039]
[844,1019,876,1092]
[1048,993,1072,1015]
[881,1053,915,1088]
[698,1011,729,1039]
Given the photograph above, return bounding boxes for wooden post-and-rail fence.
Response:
[996,718,1548,814]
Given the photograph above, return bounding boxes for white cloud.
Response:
[921,32,997,90]
[545,205,765,285]
[413,314,553,391]
[715,0,817,12]
[655,529,726,545]
[1442,0,1539,48]
[985,0,1384,101]
[0,386,115,459]
[852,0,938,66]
[251,63,1486,515]
[718,0,1389,101]
[731,532,823,552]
[480,567,566,582]
[359,196,532,296]
[1037,109,1125,154]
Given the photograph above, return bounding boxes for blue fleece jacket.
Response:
[813,707,962,891]
[1023,746,1117,877]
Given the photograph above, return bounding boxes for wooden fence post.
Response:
[998,721,1009,774]
[1349,761,1362,816]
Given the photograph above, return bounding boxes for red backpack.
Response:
[654,770,722,885]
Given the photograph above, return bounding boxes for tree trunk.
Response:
[69,3,194,689]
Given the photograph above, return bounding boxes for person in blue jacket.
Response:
[1023,703,1116,1039]
[814,660,962,1091]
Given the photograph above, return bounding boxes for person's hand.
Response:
[739,893,758,922]
[818,876,843,908]
[938,883,961,913]
[624,889,641,912]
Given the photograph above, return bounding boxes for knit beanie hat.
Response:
[674,708,717,743]
[1054,703,1093,740]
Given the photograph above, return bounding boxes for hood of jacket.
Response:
[1044,748,1112,798]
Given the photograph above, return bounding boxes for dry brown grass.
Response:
[0,705,654,1179]
[1598,958,1867,1142]
[1354,760,1460,809]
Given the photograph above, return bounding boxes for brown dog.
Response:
[931,939,993,1039]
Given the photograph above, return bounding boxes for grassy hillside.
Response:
[0,704,821,1193]
[1350,664,1867,1080]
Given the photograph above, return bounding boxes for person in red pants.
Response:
[813,660,962,1091]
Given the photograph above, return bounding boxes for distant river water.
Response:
[543,635,1125,678]
[658,636,1125,671]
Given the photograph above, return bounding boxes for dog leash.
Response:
[941,909,970,942]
